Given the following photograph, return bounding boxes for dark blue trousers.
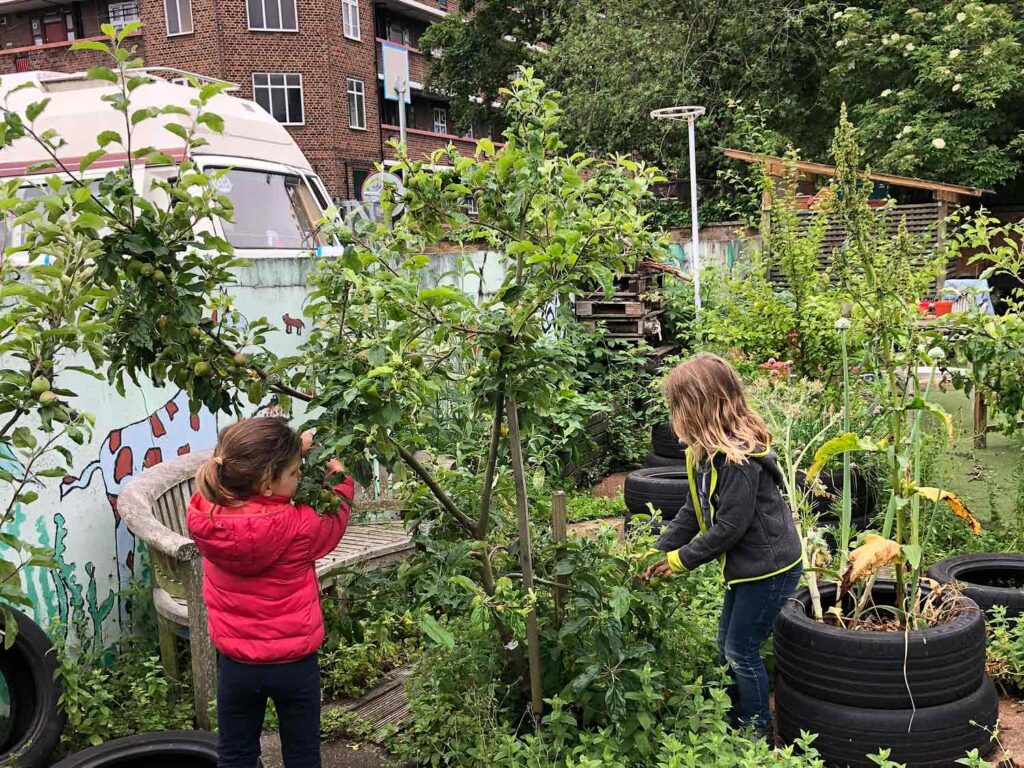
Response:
[217,653,321,768]
[716,565,802,731]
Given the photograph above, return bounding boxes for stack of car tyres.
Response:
[624,422,688,534]
[774,581,998,767]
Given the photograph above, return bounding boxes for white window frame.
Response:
[342,0,360,40]
[164,0,193,36]
[252,73,305,126]
[107,0,139,30]
[247,0,298,32]
[432,106,447,135]
[347,78,366,130]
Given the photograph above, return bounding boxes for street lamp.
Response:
[650,105,706,315]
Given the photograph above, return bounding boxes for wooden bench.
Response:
[118,450,413,728]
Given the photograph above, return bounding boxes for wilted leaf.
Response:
[913,487,982,534]
[839,533,900,596]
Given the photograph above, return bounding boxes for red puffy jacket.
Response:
[186,476,353,664]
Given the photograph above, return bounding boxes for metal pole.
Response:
[687,115,702,316]
[396,77,408,149]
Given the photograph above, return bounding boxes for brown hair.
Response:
[196,417,302,506]
[662,354,771,465]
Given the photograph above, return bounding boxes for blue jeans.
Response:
[716,565,802,731]
[217,653,321,768]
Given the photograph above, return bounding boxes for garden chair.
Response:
[118,450,413,728]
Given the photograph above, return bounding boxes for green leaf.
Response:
[25,98,51,122]
[78,149,107,173]
[97,130,122,148]
[197,112,225,133]
[901,544,922,570]
[609,585,630,620]
[806,433,885,483]
[448,575,479,594]
[164,123,190,141]
[86,67,119,84]
[72,40,110,53]
[11,426,36,451]
[419,614,454,650]
[904,397,954,444]
[477,138,495,156]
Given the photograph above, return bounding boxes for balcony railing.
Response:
[381,124,503,162]
[0,31,143,74]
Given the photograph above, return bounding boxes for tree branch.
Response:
[474,387,505,538]
[387,434,477,534]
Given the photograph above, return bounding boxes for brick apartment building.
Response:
[0,0,498,200]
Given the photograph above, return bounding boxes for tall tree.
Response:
[825,0,1024,193]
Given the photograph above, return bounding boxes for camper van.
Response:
[0,67,331,258]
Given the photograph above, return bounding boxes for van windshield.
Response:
[213,168,326,250]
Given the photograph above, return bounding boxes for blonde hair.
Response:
[196,417,301,506]
[662,354,770,465]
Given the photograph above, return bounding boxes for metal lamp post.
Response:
[650,105,706,315]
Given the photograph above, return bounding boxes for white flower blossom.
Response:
[932,138,947,149]
[955,74,963,82]
[881,89,893,97]
[928,346,946,361]
[949,48,962,59]
[504,640,520,651]
[836,38,848,47]
[956,11,967,22]
[835,318,852,331]
[952,83,962,92]
[905,43,915,51]
[833,10,844,19]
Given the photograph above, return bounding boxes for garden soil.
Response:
[994,696,1024,765]
[259,733,395,767]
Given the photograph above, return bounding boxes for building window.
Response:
[432,107,447,135]
[352,168,370,200]
[386,18,411,46]
[165,0,193,35]
[347,79,366,130]
[252,73,304,125]
[342,0,359,40]
[107,1,139,29]
[247,0,297,32]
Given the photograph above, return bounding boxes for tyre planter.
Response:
[623,466,688,535]
[650,422,686,460]
[50,731,228,768]
[798,466,876,531]
[774,582,994,767]
[0,610,64,767]
[643,451,685,469]
[775,676,998,768]
[928,553,1024,619]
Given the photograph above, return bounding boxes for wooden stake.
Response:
[506,397,544,717]
[551,491,567,629]
[974,388,988,449]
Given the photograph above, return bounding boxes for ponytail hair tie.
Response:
[212,456,223,466]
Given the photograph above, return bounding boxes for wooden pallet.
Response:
[581,311,663,339]
[575,300,648,319]
[335,665,413,742]
[581,272,665,300]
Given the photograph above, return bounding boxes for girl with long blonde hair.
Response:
[646,354,802,736]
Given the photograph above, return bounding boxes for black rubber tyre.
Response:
[50,731,230,768]
[0,610,64,768]
[928,553,1024,619]
[623,466,689,536]
[643,451,685,468]
[651,422,686,460]
[775,675,998,768]
[798,467,875,530]
[774,581,986,709]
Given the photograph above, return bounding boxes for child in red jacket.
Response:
[187,417,353,768]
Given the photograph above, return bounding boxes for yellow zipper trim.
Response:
[725,557,803,587]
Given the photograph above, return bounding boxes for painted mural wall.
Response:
[5,249,512,647]
[6,256,318,647]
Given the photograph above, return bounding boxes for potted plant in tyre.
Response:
[772,113,998,768]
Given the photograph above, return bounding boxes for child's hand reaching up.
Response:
[645,560,674,581]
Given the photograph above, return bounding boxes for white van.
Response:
[0,67,330,258]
